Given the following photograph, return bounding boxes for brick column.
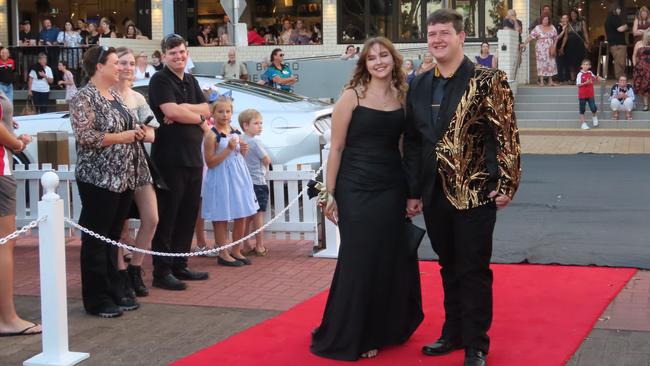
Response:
[0,0,9,46]
[322,1,337,46]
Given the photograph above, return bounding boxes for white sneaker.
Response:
[592,116,599,127]
[581,122,590,130]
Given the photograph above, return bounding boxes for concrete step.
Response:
[515,94,610,103]
[515,110,649,121]
[515,102,584,112]
[517,85,612,95]
[517,119,650,129]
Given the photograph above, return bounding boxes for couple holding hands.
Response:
[310,9,521,366]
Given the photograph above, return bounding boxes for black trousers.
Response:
[423,183,496,353]
[151,165,202,277]
[77,181,134,313]
[32,91,49,114]
[556,54,570,82]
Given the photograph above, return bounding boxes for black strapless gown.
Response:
[310,106,424,360]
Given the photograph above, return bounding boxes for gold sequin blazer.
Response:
[403,57,521,210]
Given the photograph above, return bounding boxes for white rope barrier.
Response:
[0,217,46,245]
[64,165,323,257]
[19,166,322,366]
[3,167,321,254]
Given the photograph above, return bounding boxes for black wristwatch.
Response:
[199,114,206,124]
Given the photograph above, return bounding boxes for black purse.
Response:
[405,218,426,258]
[140,142,169,191]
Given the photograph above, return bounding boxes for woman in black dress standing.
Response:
[310,37,424,360]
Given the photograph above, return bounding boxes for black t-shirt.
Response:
[19,31,37,42]
[87,33,100,45]
[153,63,164,71]
[149,66,207,168]
[605,14,626,45]
[79,30,89,44]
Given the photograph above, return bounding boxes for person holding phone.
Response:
[70,46,150,318]
[340,45,359,60]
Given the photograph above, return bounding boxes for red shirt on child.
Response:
[576,70,596,99]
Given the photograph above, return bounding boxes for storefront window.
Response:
[338,0,500,43]
[454,0,480,38]
[485,0,507,38]
[340,0,366,42]
[17,0,141,37]
[251,0,323,45]
[399,0,422,42]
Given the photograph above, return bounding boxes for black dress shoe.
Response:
[87,304,123,318]
[217,256,243,267]
[422,338,463,356]
[152,273,188,291]
[117,296,140,311]
[231,255,252,265]
[464,348,487,366]
[172,267,209,281]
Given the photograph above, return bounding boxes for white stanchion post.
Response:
[24,172,89,366]
[313,143,340,258]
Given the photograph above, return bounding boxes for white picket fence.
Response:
[13,163,318,240]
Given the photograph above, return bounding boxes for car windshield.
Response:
[133,78,329,105]
[217,80,306,103]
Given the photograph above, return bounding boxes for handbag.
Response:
[405,218,426,259]
[21,96,36,115]
[140,142,169,191]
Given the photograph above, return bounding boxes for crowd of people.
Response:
[18,17,148,47]
[188,16,323,47]
[515,4,650,125]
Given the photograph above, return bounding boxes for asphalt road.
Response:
[417,154,650,269]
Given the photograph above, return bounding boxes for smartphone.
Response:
[142,115,154,125]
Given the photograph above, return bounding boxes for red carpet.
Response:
[173,263,636,366]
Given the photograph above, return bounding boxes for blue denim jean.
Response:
[0,83,13,101]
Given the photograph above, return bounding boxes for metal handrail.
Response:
[596,41,609,112]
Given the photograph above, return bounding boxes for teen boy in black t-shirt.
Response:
[149,34,211,291]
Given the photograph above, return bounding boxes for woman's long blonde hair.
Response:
[345,37,407,104]
[639,6,649,22]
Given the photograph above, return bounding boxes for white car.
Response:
[13,76,332,168]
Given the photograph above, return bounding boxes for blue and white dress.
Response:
[202,127,259,221]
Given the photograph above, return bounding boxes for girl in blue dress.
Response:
[202,96,259,267]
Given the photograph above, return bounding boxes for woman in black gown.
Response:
[310,37,424,360]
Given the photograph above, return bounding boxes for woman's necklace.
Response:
[367,89,392,109]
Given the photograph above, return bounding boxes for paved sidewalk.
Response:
[2,131,649,365]
[2,234,649,366]
[520,129,650,154]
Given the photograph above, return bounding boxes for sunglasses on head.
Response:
[96,45,109,64]
[163,33,183,43]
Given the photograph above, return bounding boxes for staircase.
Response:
[515,85,650,129]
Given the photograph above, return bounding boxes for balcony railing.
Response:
[7,46,90,89]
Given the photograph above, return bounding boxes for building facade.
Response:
[0,0,534,82]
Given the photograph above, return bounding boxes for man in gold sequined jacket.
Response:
[403,9,521,366]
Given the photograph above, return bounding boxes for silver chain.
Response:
[0,217,47,245]
[64,166,323,257]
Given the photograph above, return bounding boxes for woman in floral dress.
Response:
[522,15,558,86]
[633,29,650,111]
